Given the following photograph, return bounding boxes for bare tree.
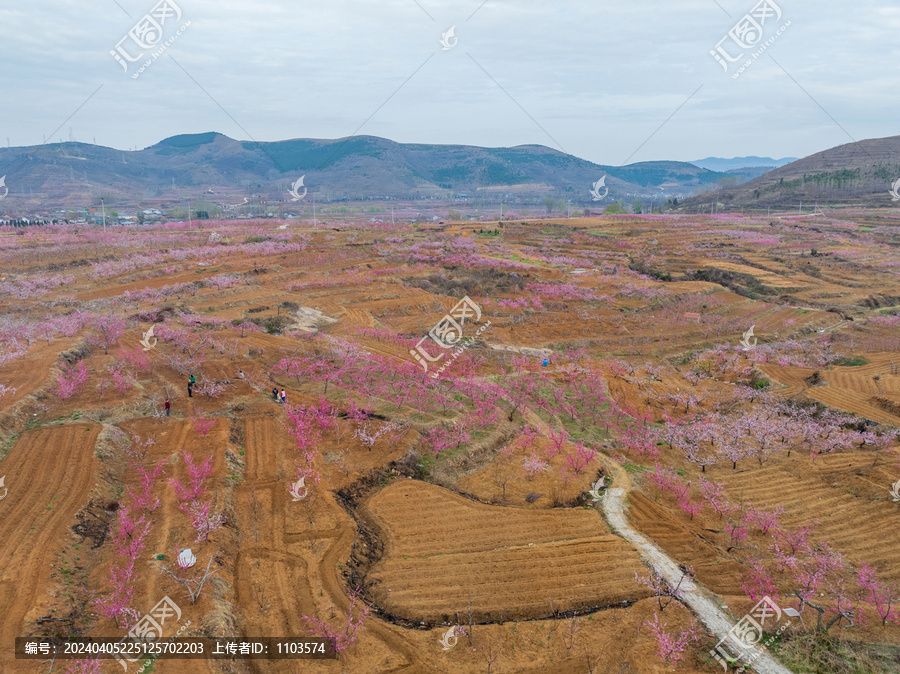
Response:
[152,553,219,604]
[634,567,692,612]
[561,612,582,656]
[466,596,478,647]
[584,644,605,673]
[480,640,501,674]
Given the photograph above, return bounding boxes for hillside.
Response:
[683,135,900,211]
[0,133,724,211]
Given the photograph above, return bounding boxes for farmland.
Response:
[1,210,900,673]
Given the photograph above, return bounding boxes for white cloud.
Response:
[0,0,897,164]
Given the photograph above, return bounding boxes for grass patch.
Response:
[834,356,868,367]
[774,631,900,673]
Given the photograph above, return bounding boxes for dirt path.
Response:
[603,487,793,674]
[519,401,792,673]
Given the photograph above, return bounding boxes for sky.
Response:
[1,0,898,166]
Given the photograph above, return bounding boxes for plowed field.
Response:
[717,458,900,581]
[626,491,745,597]
[0,424,99,671]
[364,481,647,623]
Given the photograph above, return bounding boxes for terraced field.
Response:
[804,386,900,425]
[718,458,900,580]
[0,424,99,672]
[0,338,81,412]
[363,481,648,622]
[626,491,745,597]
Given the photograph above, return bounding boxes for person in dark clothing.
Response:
[273,387,279,400]
[165,398,170,417]
[187,381,193,397]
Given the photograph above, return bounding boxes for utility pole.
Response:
[101,198,106,231]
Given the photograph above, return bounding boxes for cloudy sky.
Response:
[1,0,898,165]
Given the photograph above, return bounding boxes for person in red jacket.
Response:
[164,398,170,417]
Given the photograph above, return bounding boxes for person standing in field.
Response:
[273,387,279,400]
[280,389,286,404]
[165,398,170,417]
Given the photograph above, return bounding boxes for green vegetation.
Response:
[250,315,292,335]
[775,631,900,674]
[544,197,567,214]
[834,356,868,367]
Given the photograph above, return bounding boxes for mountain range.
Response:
[1,132,897,214]
[0,133,725,211]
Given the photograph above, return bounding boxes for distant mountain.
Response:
[682,136,900,211]
[0,133,726,211]
[690,156,798,172]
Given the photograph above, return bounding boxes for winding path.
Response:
[601,479,793,673]
[520,406,793,673]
